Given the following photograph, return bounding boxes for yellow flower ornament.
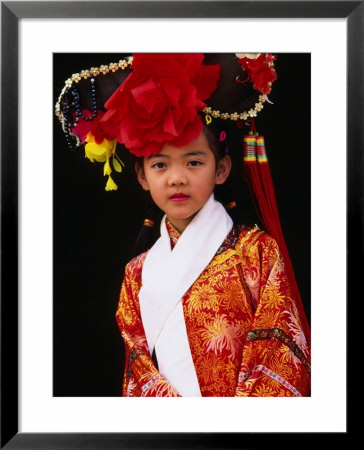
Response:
[84,132,125,190]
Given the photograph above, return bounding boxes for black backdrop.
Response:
[53,53,311,396]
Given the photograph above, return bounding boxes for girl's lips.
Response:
[170,193,190,202]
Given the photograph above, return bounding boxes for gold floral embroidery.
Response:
[116,227,311,397]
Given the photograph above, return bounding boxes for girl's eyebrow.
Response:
[148,151,207,160]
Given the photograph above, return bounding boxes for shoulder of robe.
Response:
[124,250,149,278]
[236,225,280,257]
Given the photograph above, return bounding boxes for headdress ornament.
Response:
[55,53,276,190]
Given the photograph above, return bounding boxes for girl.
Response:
[55,53,311,397]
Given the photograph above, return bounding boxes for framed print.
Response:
[2,1,359,448]
[53,51,312,400]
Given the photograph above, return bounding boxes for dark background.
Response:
[53,53,311,396]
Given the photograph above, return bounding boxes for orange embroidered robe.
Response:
[115,224,311,397]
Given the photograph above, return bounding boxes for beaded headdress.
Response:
[55,53,276,190]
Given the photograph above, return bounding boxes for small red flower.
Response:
[100,53,220,157]
[237,54,277,95]
[72,110,116,144]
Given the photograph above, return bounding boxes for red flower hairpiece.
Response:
[99,53,220,157]
[237,53,277,95]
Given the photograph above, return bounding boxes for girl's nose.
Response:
[168,168,187,186]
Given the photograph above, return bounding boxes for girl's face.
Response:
[137,131,231,232]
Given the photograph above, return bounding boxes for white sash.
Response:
[139,194,233,396]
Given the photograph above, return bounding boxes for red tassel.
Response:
[243,130,311,345]
[243,134,264,221]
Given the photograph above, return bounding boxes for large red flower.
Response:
[100,53,220,157]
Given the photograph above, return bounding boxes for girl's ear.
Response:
[215,155,232,185]
[135,162,150,191]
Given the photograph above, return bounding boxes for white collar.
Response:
[139,194,233,354]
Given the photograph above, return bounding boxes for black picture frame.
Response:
[1,1,359,448]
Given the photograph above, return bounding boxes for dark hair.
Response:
[134,202,163,256]
[201,121,244,224]
[201,121,227,161]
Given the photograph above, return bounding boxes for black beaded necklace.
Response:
[61,77,98,150]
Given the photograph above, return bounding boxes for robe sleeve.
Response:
[235,231,311,397]
[116,259,181,397]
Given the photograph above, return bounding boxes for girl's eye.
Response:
[151,162,166,169]
[187,160,202,167]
